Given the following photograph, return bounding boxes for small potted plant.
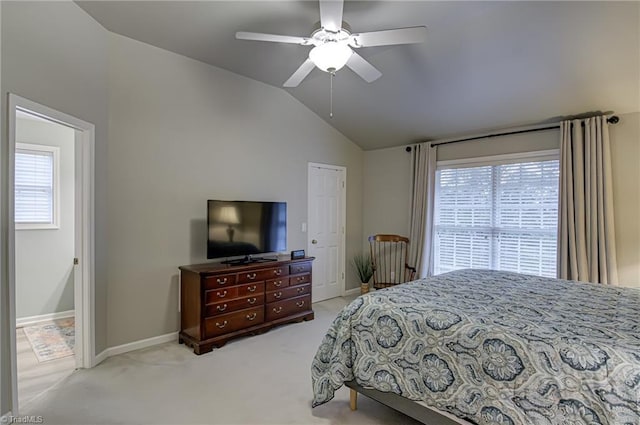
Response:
[352,253,374,294]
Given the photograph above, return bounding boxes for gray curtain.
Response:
[408,143,437,278]
[558,116,618,284]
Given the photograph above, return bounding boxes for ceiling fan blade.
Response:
[349,26,427,48]
[283,59,316,87]
[346,52,382,83]
[319,0,344,32]
[236,31,311,45]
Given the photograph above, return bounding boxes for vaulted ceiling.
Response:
[76,1,640,150]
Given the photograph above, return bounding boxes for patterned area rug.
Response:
[23,318,75,362]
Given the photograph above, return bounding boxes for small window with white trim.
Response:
[433,150,559,278]
[15,143,60,229]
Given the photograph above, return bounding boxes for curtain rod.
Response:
[405,115,620,151]
[429,125,559,148]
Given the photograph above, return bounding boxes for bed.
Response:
[311,269,640,424]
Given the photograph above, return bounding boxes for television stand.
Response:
[222,255,277,265]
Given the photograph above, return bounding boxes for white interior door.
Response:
[308,163,345,302]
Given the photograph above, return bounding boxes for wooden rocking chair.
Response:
[368,234,417,289]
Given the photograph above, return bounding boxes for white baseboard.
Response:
[92,288,360,367]
[16,310,74,328]
[343,287,361,297]
[93,349,109,366]
[93,332,178,366]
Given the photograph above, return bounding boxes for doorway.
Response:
[8,94,95,414]
[14,110,76,405]
[307,163,346,302]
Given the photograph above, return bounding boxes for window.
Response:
[433,151,559,278]
[15,143,60,229]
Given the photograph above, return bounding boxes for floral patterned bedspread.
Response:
[311,269,640,424]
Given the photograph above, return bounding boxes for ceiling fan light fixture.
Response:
[309,42,352,73]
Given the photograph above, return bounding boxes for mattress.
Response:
[311,269,640,424]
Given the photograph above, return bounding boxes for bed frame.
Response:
[346,381,471,425]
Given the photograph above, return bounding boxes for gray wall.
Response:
[436,128,559,161]
[1,4,365,397]
[0,4,364,412]
[15,117,75,319]
[609,112,640,286]
[106,33,363,347]
[362,115,640,287]
[1,1,109,414]
[362,146,412,248]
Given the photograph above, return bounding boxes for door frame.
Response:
[7,94,95,413]
[307,162,347,300]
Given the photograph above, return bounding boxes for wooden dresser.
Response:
[179,257,314,354]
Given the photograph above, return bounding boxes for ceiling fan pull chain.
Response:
[330,72,334,118]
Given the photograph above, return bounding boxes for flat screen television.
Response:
[207,200,287,263]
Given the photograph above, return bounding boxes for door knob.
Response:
[312,239,318,244]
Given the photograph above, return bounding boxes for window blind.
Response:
[15,148,54,224]
[434,158,559,278]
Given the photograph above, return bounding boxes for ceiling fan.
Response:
[236,0,427,88]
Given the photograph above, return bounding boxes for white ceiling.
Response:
[76,1,640,150]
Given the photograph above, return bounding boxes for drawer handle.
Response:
[217,290,227,298]
[273,306,283,314]
[246,313,257,321]
[274,269,282,276]
[247,285,257,292]
[296,301,305,308]
[297,277,304,282]
[273,280,282,287]
[217,277,228,285]
[273,292,282,299]
[216,304,227,312]
[247,273,257,280]
[297,287,305,293]
[247,297,257,305]
[216,320,228,329]
[296,267,303,272]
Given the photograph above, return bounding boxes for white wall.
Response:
[15,117,75,319]
[1,1,109,413]
[363,116,640,287]
[106,33,364,347]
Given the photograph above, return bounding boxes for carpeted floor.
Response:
[20,296,423,425]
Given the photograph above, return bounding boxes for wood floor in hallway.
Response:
[16,327,76,408]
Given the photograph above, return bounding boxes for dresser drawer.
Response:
[267,266,289,279]
[290,273,311,286]
[237,268,273,284]
[266,295,311,321]
[204,307,264,338]
[266,283,310,303]
[205,287,238,304]
[266,277,289,291]
[205,294,264,317]
[204,274,236,290]
[290,262,312,275]
[238,282,264,297]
